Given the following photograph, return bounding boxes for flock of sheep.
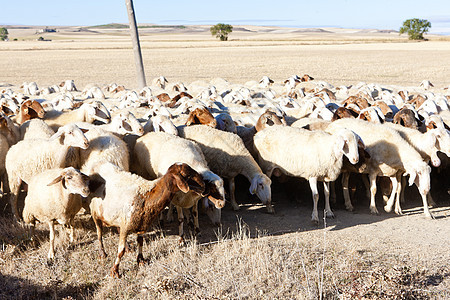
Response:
[0,74,449,277]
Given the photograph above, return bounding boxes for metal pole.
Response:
[125,0,146,89]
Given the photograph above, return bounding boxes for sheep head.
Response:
[166,163,205,195]
[249,173,272,211]
[47,167,90,197]
[51,124,89,149]
[334,129,360,165]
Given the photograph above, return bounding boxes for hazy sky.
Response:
[2,0,450,34]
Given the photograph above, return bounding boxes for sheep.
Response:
[419,80,434,90]
[393,107,420,129]
[331,107,358,121]
[80,127,130,175]
[44,100,111,130]
[185,107,217,128]
[0,111,20,146]
[82,86,105,100]
[215,113,237,133]
[5,123,89,221]
[326,118,434,218]
[20,119,55,140]
[59,80,77,92]
[259,76,274,88]
[75,110,144,138]
[22,167,89,260]
[89,162,205,278]
[0,113,19,197]
[134,132,226,239]
[178,125,273,212]
[236,110,286,159]
[22,82,39,96]
[12,100,45,125]
[152,76,168,89]
[0,96,20,116]
[254,125,360,223]
[383,123,450,214]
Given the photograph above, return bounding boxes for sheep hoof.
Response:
[110,266,120,278]
[137,254,146,266]
[326,211,335,219]
[394,209,403,216]
[232,204,241,211]
[425,213,435,220]
[345,205,354,212]
[370,207,379,215]
[311,219,320,226]
[383,205,392,213]
[266,204,275,214]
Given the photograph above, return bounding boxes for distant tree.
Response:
[0,27,8,41]
[210,23,233,41]
[399,18,431,40]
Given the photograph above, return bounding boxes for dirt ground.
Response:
[0,25,449,298]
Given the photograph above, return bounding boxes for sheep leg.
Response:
[427,193,437,207]
[192,202,200,236]
[400,176,406,204]
[48,221,55,260]
[420,191,434,219]
[342,172,354,211]
[384,176,398,213]
[394,173,403,215]
[136,235,144,265]
[369,174,379,215]
[229,177,240,211]
[308,177,320,224]
[176,205,185,243]
[9,178,22,222]
[166,203,175,222]
[111,229,128,278]
[92,213,107,259]
[323,182,334,218]
[330,181,336,204]
[67,222,75,244]
[362,174,370,199]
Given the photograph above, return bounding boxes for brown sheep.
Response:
[89,162,205,278]
[331,107,358,121]
[393,107,419,129]
[185,107,217,128]
[14,100,45,125]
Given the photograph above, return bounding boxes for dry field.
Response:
[0,25,449,299]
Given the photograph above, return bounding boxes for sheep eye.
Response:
[67,176,72,180]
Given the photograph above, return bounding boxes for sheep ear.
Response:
[47,175,63,186]
[49,128,64,143]
[80,128,89,134]
[249,177,258,195]
[174,174,189,193]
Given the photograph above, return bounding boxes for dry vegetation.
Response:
[0,25,449,299]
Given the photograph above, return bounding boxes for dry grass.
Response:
[1,211,448,300]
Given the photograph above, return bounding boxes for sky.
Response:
[2,0,450,34]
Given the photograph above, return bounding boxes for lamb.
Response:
[22,167,90,260]
[44,100,111,130]
[134,132,226,239]
[326,118,434,218]
[254,125,360,223]
[5,124,89,220]
[178,125,273,212]
[89,162,205,278]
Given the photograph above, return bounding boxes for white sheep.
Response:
[326,118,434,218]
[20,119,55,140]
[134,132,226,238]
[152,76,168,89]
[59,80,77,92]
[254,125,360,223]
[22,167,90,260]
[44,100,111,130]
[88,162,205,278]
[178,125,273,213]
[5,123,89,221]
